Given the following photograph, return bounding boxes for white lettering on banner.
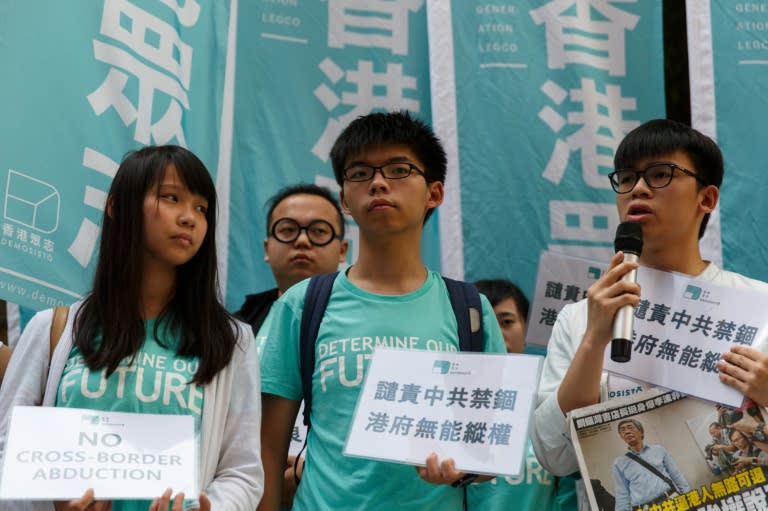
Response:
[157,0,201,26]
[68,146,119,268]
[530,0,639,76]
[311,59,420,161]
[476,5,516,16]
[312,1,423,161]
[87,1,199,146]
[539,78,639,188]
[735,3,768,13]
[526,1,647,257]
[549,200,617,242]
[328,0,424,55]
[100,0,194,87]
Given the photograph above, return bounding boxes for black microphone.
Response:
[611,222,643,363]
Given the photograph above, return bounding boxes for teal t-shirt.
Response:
[255,304,276,356]
[260,270,507,511]
[56,319,204,511]
[467,437,578,511]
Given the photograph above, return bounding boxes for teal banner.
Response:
[0,1,437,314]
[431,0,665,297]
[690,1,768,282]
[0,0,235,310]
[227,0,436,310]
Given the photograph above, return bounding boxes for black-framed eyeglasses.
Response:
[342,162,425,182]
[607,162,707,194]
[270,218,339,246]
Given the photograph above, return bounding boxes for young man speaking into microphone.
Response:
[531,119,768,508]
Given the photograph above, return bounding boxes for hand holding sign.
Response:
[149,489,211,511]
[53,489,109,511]
[54,488,211,511]
[416,453,463,485]
[718,345,768,406]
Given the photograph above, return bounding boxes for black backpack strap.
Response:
[299,272,339,428]
[442,276,484,352]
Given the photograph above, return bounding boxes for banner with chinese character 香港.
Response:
[0,1,237,310]
[226,0,437,309]
[687,1,768,283]
[428,1,665,304]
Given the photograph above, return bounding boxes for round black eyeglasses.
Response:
[270,218,339,246]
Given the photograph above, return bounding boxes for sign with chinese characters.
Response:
[428,1,664,293]
[526,250,606,346]
[288,401,308,457]
[0,407,196,500]
[688,2,768,284]
[344,347,541,476]
[0,1,235,311]
[603,267,768,407]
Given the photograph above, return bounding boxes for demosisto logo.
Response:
[432,359,471,376]
[81,413,100,425]
[433,360,450,374]
[80,413,125,428]
[683,284,720,306]
[684,285,702,300]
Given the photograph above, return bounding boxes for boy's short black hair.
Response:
[614,119,723,239]
[265,183,345,239]
[329,111,447,186]
[474,279,529,324]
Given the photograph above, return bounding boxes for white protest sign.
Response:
[288,401,308,457]
[526,251,605,346]
[604,266,768,407]
[0,407,197,500]
[344,347,541,476]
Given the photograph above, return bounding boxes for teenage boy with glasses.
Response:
[257,111,506,511]
[531,119,768,508]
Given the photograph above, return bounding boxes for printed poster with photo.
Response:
[570,388,768,511]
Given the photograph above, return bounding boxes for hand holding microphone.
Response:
[611,222,643,363]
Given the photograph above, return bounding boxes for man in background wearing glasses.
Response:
[236,183,349,348]
[531,119,768,508]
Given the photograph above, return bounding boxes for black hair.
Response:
[329,111,447,222]
[264,183,345,239]
[614,119,723,239]
[473,279,529,324]
[73,145,239,385]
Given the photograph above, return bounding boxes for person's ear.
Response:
[106,195,114,218]
[700,184,719,213]
[338,239,349,263]
[426,181,444,210]
[339,190,351,215]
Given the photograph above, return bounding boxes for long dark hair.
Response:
[73,145,239,384]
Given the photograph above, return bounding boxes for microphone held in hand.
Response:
[611,222,643,363]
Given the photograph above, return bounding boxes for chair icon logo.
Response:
[4,170,60,233]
